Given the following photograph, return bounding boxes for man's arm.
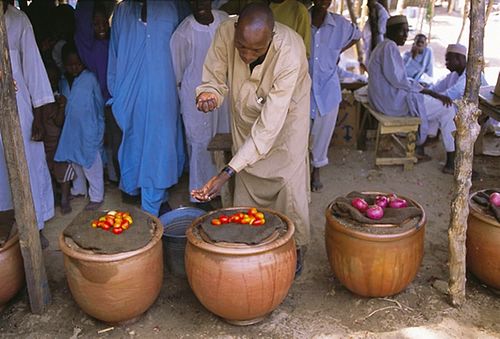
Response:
[196,23,230,109]
[381,43,419,92]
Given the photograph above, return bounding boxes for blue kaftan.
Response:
[55,70,104,168]
[107,0,185,214]
[403,47,434,82]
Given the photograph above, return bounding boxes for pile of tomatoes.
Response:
[211,208,266,226]
[91,210,133,235]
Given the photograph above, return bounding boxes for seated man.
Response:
[403,34,434,84]
[367,15,457,173]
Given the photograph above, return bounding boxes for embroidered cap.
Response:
[446,43,467,57]
[386,15,408,27]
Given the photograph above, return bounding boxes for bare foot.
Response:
[311,168,323,192]
[39,231,49,250]
[85,201,103,211]
[60,201,72,215]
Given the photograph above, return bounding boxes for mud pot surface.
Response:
[1,137,499,338]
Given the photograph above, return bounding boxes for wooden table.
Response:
[476,86,500,155]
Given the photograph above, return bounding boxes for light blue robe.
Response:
[107,0,185,213]
[55,70,104,168]
[403,47,434,81]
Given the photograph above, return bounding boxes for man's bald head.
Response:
[234,3,274,64]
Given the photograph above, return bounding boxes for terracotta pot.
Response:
[0,232,24,311]
[467,190,500,289]
[325,193,426,297]
[59,216,163,324]
[185,207,296,325]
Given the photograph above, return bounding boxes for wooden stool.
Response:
[358,101,421,171]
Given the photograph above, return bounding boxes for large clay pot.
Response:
[59,216,163,324]
[185,207,296,325]
[0,232,25,311]
[467,190,500,289]
[325,193,426,297]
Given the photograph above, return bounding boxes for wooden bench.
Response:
[357,101,421,171]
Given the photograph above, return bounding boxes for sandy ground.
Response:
[1,6,500,339]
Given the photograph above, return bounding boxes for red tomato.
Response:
[252,219,264,226]
[219,215,229,224]
[237,213,245,219]
[121,221,130,230]
[101,222,111,231]
[211,219,222,226]
[248,208,258,216]
[254,212,264,220]
[230,215,241,223]
[112,227,123,235]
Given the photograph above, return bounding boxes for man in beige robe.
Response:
[192,4,311,276]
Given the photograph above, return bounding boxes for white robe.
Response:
[0,5,55,229]
[170,11,230,201]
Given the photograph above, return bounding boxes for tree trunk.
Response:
[0,8,51,314]
[345,0,364,65]
[457,0,470,43]
[428,0,436,39]
[485,0,494,24]
[396,0,405,14]
[368,2,379,52]
[448,0,455,13]
[448,0,485,307]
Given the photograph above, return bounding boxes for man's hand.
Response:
[421,89,453,107]
[196,92,218,113]
[436,94,453,107]
[191,171,231,202]
[411,45,418,59]
[56,94,67,110]
[31,106,45,141]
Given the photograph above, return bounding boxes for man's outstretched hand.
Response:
[191,171,231,202]
[196,92,218,113]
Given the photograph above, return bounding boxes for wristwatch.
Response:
[221,165,236,178]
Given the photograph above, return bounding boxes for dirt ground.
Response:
[2,6,500,339]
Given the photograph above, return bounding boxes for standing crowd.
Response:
[2,0,479,273]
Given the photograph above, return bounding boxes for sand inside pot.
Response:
[330,192,423,235]
[63,207,155,255]
[199,209,286,245]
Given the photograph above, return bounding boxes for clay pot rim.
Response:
[326,192,427,241]
[186,207,295,255]
[468,190,500,228]
[0,231,19,254]
[59,212,163,262]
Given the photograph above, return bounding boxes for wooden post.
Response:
[448,0,485,307]
[0,8,51,314]
[345,0,364,66]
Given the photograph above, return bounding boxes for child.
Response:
[42,62,76,214]
[55,43,105,210]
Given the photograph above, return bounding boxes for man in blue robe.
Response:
[107,0,185,216]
